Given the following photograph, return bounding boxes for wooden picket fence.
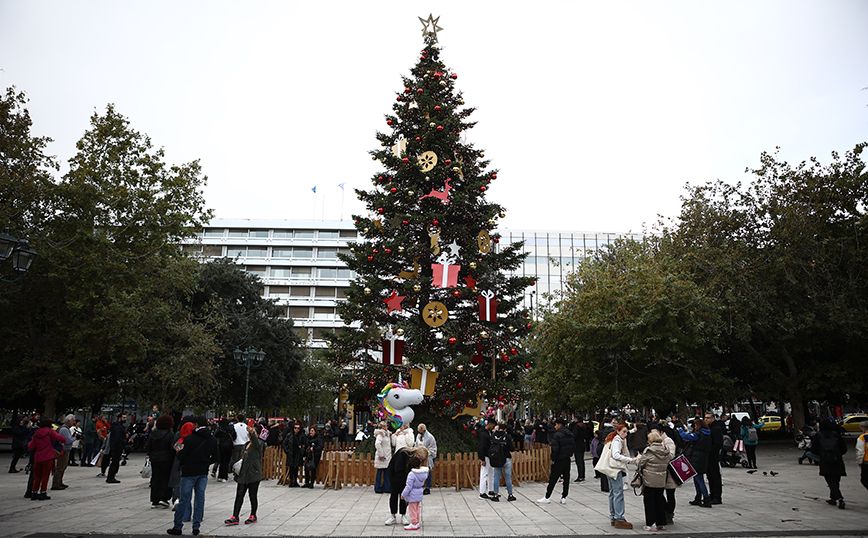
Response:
[259,443,552,490]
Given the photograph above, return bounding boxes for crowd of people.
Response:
[6,408,867,534]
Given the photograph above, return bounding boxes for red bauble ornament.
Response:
[384,367,389,372]
[531,280,536,286]
[510,348,518,355]
[369,380,376,388]
[448,337,457,345]
[493,237,499,243]
[417,88,424,94]
[445,399,451,406]
[501,354,508,361]
[373,249,379,254]
[402,220,409,226]
[390,187,397,194]
[415,136,421,141]
[402,157,409,163]
[404,87,411,93]
[437,125,443,131]
[367,256,374,262]
[432,219,439,226]
[463,424,469,429]
[434,105,441,112]
[480,186,486,192]
[526,323,532,329]
[386,120,392,125]
[525,363,531,369]
[451,73,458,79]
[378,175,383,181]
[385,248,391,254]
[457,382,463,388]
[491,173,497,179]
[420,55,426,60]
[377,208,384,213]
[452,290,460,297]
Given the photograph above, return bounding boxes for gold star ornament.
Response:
[419,14,443,42]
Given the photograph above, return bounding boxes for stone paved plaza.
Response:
[0,441,865,538]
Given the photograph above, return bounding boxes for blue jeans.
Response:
[606,473,626,521]
[693,473,709,498]
[375,468,391,493]
[173,474,208,531]
[492,458,513,495]
[425,467,432,489]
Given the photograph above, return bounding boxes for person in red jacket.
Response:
[28,417,66,500]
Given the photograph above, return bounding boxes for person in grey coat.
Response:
[415,424,437,494]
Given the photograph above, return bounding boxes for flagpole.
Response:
[338,182,346,221]
[311,186,317,220]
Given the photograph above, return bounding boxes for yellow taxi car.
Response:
[839,414,868,433]
[758,415,784,431]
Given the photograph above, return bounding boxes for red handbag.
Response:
[668,454,697,485]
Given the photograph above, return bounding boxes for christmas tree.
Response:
[325,16,535,424]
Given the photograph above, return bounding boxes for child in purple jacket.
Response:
[400,453,429,530]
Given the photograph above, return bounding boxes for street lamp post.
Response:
[233,347,266,417]
[0,228,38,283]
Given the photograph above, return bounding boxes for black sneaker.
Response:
[479,493,489,500]
[507,494,517,502]
[423,488,430,495]
[166,529,182,536]
[826,499,837,505]
[491,495,500,502]
[838,499,846,510]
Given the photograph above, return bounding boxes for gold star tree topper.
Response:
[419,14,443,41]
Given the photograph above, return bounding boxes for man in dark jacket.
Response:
[105,414,127,483]
[537,417,575,504]
[812,417,848,509]
[704,412,724,505]
[477,418,496,499]
[282,422,305,487]
[9,416,29,473]
[168,416,219,536]
[534,418,549,444]
[569,417,587,482]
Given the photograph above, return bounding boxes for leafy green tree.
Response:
[324,34,534,421]
[670,144,868,427]
[0,103,213,417]
[190,258,305,415]
[529,236,726,413]
[286,351,342,420]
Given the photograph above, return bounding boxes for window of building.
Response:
[293,327,308,340]
[291,286,311,297]
[318,231,339,239]
[337,269,354,279]
[317,268,337,279]
[246,266,266,277]
[291,268,311,279]
[247,248,268,258]
[337,288,349,299]
[316,287,336,298]
[204,229,224,238]
[313,307,334,320]
[249,229,269,238]
[227,246,245,257]
[269,286,289,298]
[293,248,313,259]
[317,248,337,259]
[272,248,292,258]
[289,307,310,319]
[312,328,326,340]
[340,230,357,238]
[295,230,315,239]
[182,245,202,253]
[203,246,222,257]
[228,229,247,238]
[273,229,291,239]
[270,268,292,278]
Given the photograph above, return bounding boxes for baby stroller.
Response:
[720,434,748,468]
[119,435,134,466]
[796,432,819,465]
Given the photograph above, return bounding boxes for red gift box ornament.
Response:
[381,333,404,365]
[431,261,460,288]
[477,290,498,322]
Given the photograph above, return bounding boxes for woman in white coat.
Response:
[373,422,392,494]
[392,423,416,452]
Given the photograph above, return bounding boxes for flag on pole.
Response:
[311,186,317,193]
[338,182,345,190]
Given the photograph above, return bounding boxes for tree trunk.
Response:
[43,395,56,420]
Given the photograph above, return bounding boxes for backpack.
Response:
[818,434,841,463]
[488,432,507,467]
[747,428,758,443]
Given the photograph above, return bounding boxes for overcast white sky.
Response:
[2,1,866,233]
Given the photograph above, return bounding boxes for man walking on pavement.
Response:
[537,417,576,504]
[705,412,724,504]
[52,414,75,490]
[477,418,497,499]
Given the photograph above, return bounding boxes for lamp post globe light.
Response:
[234,347,266,417]
[0,228,38,283]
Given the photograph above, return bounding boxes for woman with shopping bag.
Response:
[594,423,639,529]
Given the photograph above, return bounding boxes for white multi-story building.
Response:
[183,219,641,346]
